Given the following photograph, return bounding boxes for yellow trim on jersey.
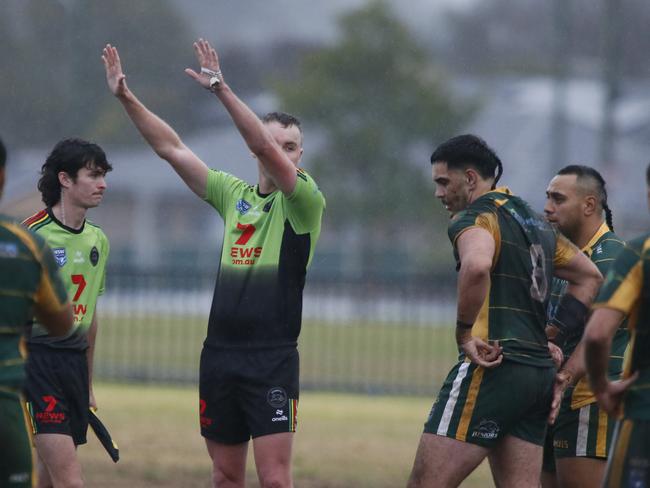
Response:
[571,377,596,410]
[596,261,643,315]
[606,419,633,488]
[475,212,501,268]
[457,366,484,441]
[582,222,611,254]
[2,221,67,317]
[473,281,491,341]
[554,233,579,267]
[595,408,609,458]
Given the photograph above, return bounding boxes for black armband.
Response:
[456,320,474,330]
[549,293,588,345]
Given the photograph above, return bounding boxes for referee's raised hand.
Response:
[102,44,128,97]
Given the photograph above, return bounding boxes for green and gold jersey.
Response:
[204,168,325,348]
[548,222,627,409]
[593,232,650,420]
[23,209,109,351]
[449,187,577,367]
[0,215,68,388]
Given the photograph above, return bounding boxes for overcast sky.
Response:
[172,0,477,48]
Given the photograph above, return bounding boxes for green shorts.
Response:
[554,396,614,459]
[543,395,614,472]
[0,388,33,487]
[604,418,650,488]
[424,359,554,448]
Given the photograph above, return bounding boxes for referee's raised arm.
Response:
[184,38,298,196]
[102,43,209,199]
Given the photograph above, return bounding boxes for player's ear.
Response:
[58,171,73,189]
[465,168,478,189]
[583,195,597,216]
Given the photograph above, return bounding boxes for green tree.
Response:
[273,1,472,276]
[0,0,198,147]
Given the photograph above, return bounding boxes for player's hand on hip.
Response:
[102,44,128,97]
[547,341,564,369]
[184,38,223,89]
[460,337,503,368]
[547,369,572,424]
[595,372,638,416]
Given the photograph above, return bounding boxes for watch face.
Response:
[210,76,221,88]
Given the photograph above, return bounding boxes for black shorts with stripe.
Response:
[23,346,89,446]
[199,346,299,445]
[424,359,554,447]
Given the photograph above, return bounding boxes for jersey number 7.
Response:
[71,274,87,302]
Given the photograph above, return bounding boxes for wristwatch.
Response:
[209,76,221,90]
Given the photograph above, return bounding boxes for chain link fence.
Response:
[95,267,459,396]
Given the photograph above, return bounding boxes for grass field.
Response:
[79,383,493,487]
[95,315,460,395]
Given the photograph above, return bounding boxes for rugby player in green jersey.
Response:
[103,39,324,488]
[540,165,627,488]
[22,139,111,488]
[0,137,73,487]
[583,164,650,488]
[407,135,603,488]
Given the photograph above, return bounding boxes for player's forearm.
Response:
[559,340,587,384]
[214,84,271,153]
[559,255,603,306]
[213,84,294,187]
[86,315,99,383]
[456,260,490,329]
[584,313,613,393]
[117,89,183,160]
[584,336,610,393]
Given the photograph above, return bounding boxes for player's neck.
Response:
[51,199,86,230]
[467,180,495,205]
[257,172,277,195]
[575,218,606,250]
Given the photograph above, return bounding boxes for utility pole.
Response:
[600,0,622,169]
[551,0,570,172]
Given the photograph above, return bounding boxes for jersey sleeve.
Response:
[553,233,578,267]
[448,209,499,246]
[592,237,625,276]
[98,232,110,296]
[284,170,325,234]
[204,170,248,216]
[593,242,643,314]
[33,234,69,316]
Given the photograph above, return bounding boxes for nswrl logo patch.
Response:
[236,199,252,215]
[53,248,67,267]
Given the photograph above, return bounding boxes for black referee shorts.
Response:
[199,346,299,445]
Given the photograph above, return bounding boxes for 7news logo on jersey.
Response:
[71,274,88,322]
[231,223,262,266]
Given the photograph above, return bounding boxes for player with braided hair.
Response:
[541,164,627,488]
[408,136,603,488]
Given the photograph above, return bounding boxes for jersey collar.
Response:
[582,221,610,253]
[488,186,512,196]
[47,207,86,234]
